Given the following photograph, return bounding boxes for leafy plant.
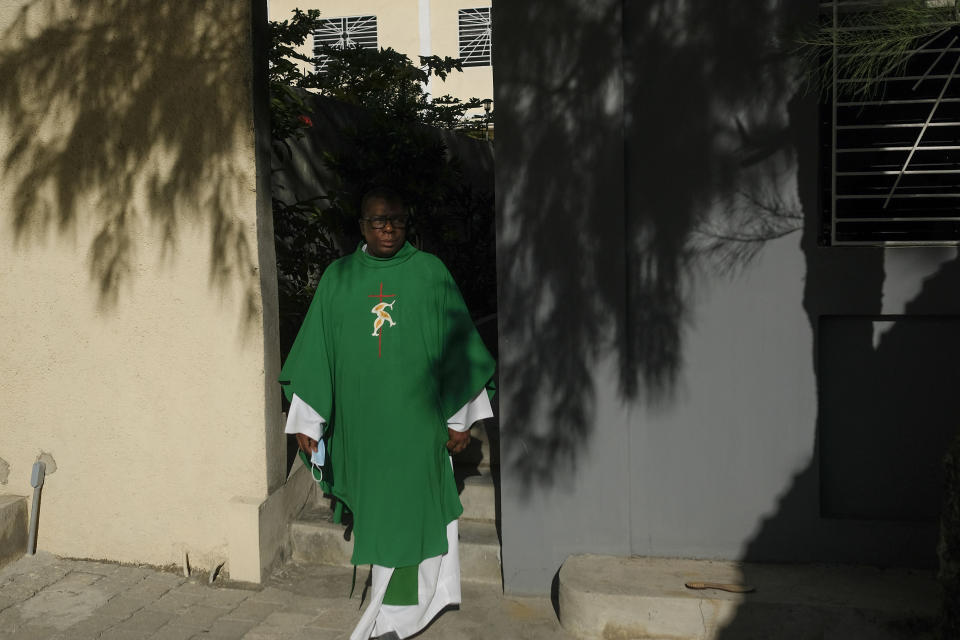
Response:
[304,44,488,129]
[794,0,960,99]
[268,10,490,137]
[268,8,322,141]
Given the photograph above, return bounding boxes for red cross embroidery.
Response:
[368,282,396,358]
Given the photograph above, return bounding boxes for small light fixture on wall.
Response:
[481,99,493,141]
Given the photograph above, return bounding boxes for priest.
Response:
[279,186,495,640]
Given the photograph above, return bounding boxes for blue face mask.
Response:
[310,440,326,468]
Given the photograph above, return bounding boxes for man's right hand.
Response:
[296,433,318,454]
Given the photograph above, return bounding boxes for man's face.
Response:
[360,197,407,258]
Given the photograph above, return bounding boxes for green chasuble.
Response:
[279,242,495,568]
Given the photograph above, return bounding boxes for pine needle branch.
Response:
[793,1,960,100]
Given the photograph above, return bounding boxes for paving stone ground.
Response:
[0,553,572,640]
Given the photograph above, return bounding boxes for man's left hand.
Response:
[446,428,470,455]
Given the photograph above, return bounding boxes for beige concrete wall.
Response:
[269,0,493,103]
[0,0,285,580]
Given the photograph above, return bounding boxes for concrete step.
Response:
[290,503,501,584]
[266,561,570,639]
[456,468,497,522]
[0,495,28,570]
[558,554,938,640]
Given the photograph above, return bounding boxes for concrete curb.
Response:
[558,554,938,640]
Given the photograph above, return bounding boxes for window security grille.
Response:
[823,1,960,245]
[313,16,378,72]
[458,8,492,67]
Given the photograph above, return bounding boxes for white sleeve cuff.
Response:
[284,393,326,442]
[447,388,493,432]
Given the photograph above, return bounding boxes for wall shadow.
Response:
[621,0,806,400]
[715,40,958,640]
[0,0,263,324]
[496,0,957,613]
[496,0,804,496]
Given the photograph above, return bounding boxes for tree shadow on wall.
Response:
[715,73,956,640]
[0,0,265,326]
[494,0,806,495]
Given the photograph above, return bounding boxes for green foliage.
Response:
[268,12,324,351]
[267,10,490,137]
[268,8,321,85]
[794,0,959,99]
[272,191,339,350]
[268,9,322,141]
[304,45,486,128]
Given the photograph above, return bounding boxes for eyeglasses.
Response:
[362,215,409,229]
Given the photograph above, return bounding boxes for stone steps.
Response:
[300,466,496,522]
[288,419,501,585]
[290,502,501,584]
[453,469,497,522]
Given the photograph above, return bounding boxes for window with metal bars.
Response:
[458,8,491,67]
[312,15,378,73]
[821,1,960,245]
